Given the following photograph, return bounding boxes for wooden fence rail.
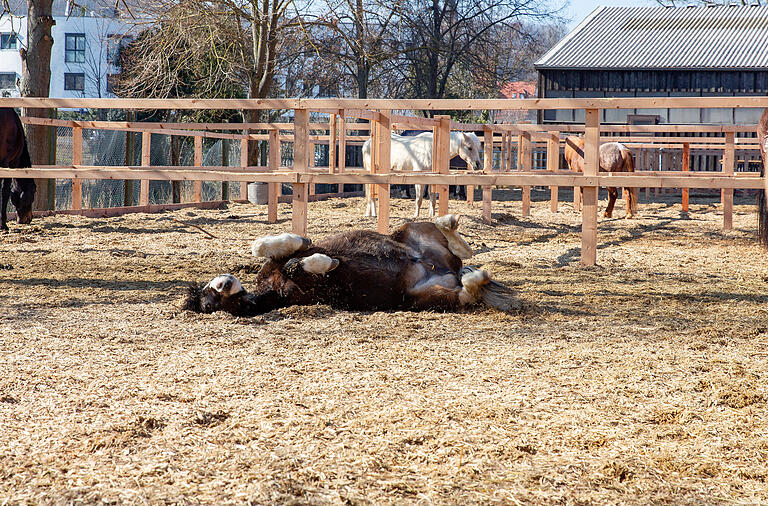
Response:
[6,96,768,266]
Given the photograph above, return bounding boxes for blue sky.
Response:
[563,0,657,28]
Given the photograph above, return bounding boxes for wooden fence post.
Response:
[548,131,559,212]
[140,131,150,207]
[268,128,279,222]
[308,142,316,196]
[124,111,134,207]
[682,142,690,212]
[329,113,337,174]
[582,109,600,267]
[723,132,734,230]
[221,138,229,200]
[292,108,309,235]
[240,138,248,200]
[72,126,82,210]
[482,126,493,224]
[520,131,532,217]
[193,136,203,203]
[435,115,451,216]
[376,110,391,234]
[338,109,346,174]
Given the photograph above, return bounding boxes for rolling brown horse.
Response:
[0,107,36,232]
[757,108,768,248]
[184,214,518,316]
[564,136,637,219]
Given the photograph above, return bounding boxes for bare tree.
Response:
[395,0,563,108]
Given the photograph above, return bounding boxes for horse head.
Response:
[453,132,482,171]
[10,178,35,224]
[184,274,245,314]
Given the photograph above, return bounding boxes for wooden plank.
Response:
[582,109,600,267]
[338,110,346,173]
[9,95,768,111]
[308,142,316,196]
[521,131,532,217]
[71,126,83,210]
[435,115,451,216]
[723,131,735,230]
[268,129,279,222]
[328,113,336,174]
[292,108,309,235]
[547,132,559,212]
[140,132,150,206]
[482,127,493,224]
[682,143,690,212]
[193,136,203,203]
[377,110,392,234]
[240,138,248,201]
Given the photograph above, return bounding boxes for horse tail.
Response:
[758,159,768,249]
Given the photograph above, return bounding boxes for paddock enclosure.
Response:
[1,98,768,502]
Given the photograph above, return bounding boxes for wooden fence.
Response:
[1,97,766,266]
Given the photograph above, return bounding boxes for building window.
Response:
[64,72,85,91]
[1,33,17,49]
[65,33,86,63]
[0,73,16,89]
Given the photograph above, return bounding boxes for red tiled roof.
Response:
[500,81,536,99]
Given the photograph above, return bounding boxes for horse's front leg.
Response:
[428,186,437,217]
[0,179,9,232]
[604,187,618,218]
[414,184,424,218]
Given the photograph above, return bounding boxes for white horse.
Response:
[362,131,483,217]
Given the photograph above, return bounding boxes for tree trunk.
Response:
[20,0,55,211]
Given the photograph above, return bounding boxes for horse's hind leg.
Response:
[0,178,9,232]
[604,187,618,218]
[365,184,377,217]
[434,214,472,259]
[428,186,437,217]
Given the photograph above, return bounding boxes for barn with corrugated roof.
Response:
[534,5,768,126]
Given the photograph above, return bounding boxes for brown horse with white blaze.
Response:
[564,136,637,219]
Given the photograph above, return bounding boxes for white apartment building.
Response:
[0,0,135,98]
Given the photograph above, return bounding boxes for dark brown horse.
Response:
[184,215,518,316]
[0,107,36,232]
[564,136,637,219]
[758,108,768,248]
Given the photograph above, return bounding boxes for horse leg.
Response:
[364,184,378,217]
[0,178,9,232]
[428,186,437,217]
[625,187,635,219]
[414,184,424,218]
[604,187,618,218]
[407,269,489,310]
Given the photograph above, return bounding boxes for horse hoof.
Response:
[625,213,634,219]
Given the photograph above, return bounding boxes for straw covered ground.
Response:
[1,189,767,504]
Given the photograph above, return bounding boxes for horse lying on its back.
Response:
[184,215,518,316]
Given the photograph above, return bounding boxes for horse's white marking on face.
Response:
[301,253,339,275]
[252,233,310,259]
[763,137,768,155]
[206,274,243,295]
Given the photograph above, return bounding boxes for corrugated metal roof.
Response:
[535,5,768,70]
